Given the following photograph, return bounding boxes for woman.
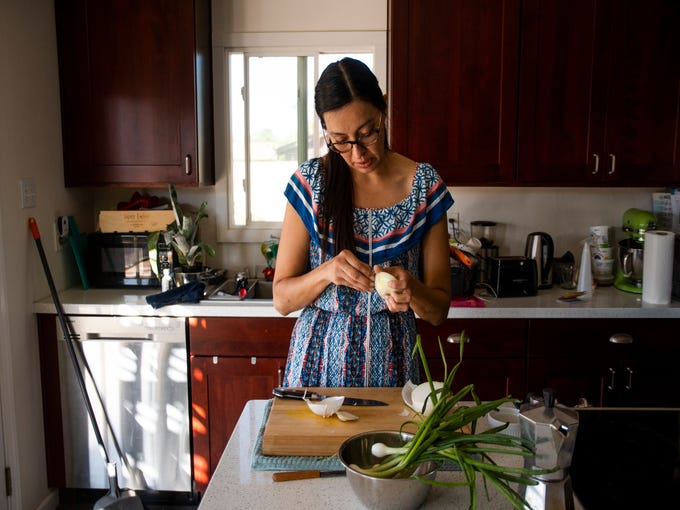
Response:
[273,57,453,387]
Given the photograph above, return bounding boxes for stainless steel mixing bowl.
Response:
[617,239,644,282]
[338,430,438,510]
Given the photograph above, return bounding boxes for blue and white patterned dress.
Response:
[282,158,453,387]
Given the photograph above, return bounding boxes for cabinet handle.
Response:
[277,367,283,387]
[446,333,471,344]
[607,367,616,390]
[625,367,633,390]
[212,356,218,365]
[592,154,600,174]
[608,154,616,175]
[609,333,633,344]
[184,154,192,175]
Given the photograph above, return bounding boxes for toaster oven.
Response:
[87,233,173,288]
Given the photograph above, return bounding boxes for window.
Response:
[213,31,386,243]
[228,51,374,227]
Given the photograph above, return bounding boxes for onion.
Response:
[375,271,397,298]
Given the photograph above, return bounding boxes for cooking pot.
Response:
[525,232,554,289]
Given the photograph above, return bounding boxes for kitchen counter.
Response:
[33,285,680,318]
[198,399,584,510]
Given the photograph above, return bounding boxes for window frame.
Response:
[213,31,387,243]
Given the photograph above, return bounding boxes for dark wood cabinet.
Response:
[526,319,680,407]
[389,0,520,185]
[517,0,680,186]
[188,317,294,493]
[390,0,680,187]
[55,0,214,187]
[416,319,527,401]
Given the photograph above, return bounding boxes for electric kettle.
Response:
[525,232,554,289]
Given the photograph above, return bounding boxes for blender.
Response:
[614,208,657,293]
[471,221,498,283]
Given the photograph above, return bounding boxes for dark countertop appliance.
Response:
[488,256,538,297]
[525,232,554,289]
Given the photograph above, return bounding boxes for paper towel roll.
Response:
[642,230,676,304]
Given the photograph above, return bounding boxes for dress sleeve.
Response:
[283,159,322,246]
[421,163,454,229]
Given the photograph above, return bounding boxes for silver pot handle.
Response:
[447,333,471,344]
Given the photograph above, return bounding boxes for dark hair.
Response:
[314,57,388,257]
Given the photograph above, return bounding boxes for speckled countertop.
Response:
[33,285,680,318]
[197,400,585,510]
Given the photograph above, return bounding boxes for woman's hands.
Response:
[325,249,374,292]
[374,265,412,313]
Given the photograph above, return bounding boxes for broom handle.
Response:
[29,218,110,464]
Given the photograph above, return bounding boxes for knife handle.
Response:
[273,387,313,400]
[272,470,321,482]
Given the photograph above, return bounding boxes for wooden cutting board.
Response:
[262,388,418,456]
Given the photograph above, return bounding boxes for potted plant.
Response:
[148,184,215,282]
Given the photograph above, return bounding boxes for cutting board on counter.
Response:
[262,387,417,456]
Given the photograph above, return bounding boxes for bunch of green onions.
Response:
[352,333,555,510]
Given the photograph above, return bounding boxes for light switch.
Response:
[20,178,37,209]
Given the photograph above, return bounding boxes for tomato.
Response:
[263,267,275,281]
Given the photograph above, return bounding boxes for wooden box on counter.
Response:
[98,210,175,233]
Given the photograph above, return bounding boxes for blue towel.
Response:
[146,281,205,309]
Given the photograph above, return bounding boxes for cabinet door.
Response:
[416,319,527,401]
[518,0,680,186]
[390,0,520,185]
[598,0,680,185]
[527,319,680,407]
[188,317,294,492]
[55,0,213,186]
[191,356,286,493]
[516,0,601,185]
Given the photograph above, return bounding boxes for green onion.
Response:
[354,332,556,510]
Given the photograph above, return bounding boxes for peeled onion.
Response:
[375,271,397,298]
[305,396,345,418]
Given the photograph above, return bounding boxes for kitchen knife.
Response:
[272,470,345,482]
[272,387,388,406]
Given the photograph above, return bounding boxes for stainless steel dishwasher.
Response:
[56,315,192,494]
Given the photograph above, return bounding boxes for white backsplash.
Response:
[448,187,663,260]
[92,186,664,278]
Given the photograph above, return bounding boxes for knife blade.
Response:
[272,387,388,406]
[272,470,346,482]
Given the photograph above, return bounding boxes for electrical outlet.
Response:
[53,216,69,252]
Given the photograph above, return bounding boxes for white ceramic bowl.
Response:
[486,403,520,437]
[401,380,444,416]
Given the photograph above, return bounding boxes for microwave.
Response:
[87,233,173,288]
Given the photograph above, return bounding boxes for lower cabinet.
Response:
[526,319,680,407]
[416,319,527,402]
[188,317,294,493]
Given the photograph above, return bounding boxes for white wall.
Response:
[0,1,91,508]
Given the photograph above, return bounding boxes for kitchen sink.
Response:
[206,278,273,301]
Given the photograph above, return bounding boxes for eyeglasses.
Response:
[324,114,383,154]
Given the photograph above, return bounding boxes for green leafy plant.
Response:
[352,333,556,509]
[148,184,215,275]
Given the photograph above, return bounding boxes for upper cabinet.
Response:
[390,0,680,187]
[389,0,520,185]
[517,0,680,186]
[55,0,214,187]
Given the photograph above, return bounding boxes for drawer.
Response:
[417,319,527,358]
[189,317,295,357]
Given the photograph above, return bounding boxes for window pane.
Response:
[248,56,298,223]
[229,53,246,226]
